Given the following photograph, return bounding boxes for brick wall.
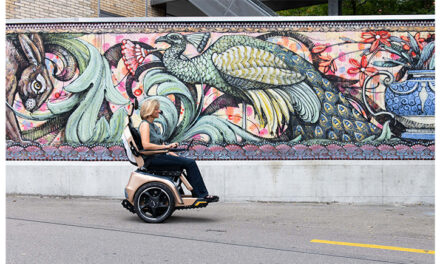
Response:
[6,0,165,19]
[6,0,98,19]
[99,0,145,17]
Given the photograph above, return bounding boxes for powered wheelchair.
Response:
[121,102,211,223]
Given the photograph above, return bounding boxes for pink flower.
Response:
[259,128,268,136]
[337,52,347,62]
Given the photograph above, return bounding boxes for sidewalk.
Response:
[6,195,434,264]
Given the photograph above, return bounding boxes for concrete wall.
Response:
[6,160,434,204]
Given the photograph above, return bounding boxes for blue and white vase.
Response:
[385,70,435,140]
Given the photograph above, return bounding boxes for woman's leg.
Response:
[147,155,209,198]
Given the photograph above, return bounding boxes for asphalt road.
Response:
[6,196,434,264]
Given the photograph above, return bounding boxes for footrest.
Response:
[193,199,209,207]
[175,198,209,210]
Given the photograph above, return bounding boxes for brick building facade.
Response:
[6,0,165,19]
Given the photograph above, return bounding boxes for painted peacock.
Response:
[143,33,383,142]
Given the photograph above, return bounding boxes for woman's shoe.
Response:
[204,195,219,203]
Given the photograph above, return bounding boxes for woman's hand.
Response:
[167,142,179,149]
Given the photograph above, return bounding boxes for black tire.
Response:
[133,182,175,223]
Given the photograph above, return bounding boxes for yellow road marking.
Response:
[310,239,434,255]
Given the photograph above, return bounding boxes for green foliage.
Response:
[343,0,435,15]
[277,4,328,16]
[277,0,435,16]
[48,40,129,144]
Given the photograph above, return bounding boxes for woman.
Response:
[138,99,219,202]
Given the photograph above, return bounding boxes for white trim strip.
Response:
[6,15,435,24]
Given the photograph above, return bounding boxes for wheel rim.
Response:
[137,187,172,220]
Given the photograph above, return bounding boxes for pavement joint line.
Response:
[310,239,435,255]
[6,216,407,264]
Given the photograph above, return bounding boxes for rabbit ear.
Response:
[30,34,45,56]
[18,34,43,65]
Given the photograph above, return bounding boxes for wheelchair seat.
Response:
[141,166,184,177]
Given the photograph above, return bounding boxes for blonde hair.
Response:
[140,99,160,120]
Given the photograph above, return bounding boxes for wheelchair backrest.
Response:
[122,121,145,168]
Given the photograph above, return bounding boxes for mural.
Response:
[6,19,434,160]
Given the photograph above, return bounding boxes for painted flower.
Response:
[401,32,425,50]
[347,56,377,86]
[312,44,328,54]
[318,54,337,74]
[361,31,391,52]
[133,88,143,96]
[370,32,435,72]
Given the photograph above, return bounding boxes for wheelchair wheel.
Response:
[134,182,175,223]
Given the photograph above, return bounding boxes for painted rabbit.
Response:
[6,33,54,144]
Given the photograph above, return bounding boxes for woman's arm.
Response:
[139,122,174,150]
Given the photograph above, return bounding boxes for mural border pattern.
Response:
[6,143,434,161]
[6,19,434,34]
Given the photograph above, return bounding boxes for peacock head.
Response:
[155,33,187,47]
[155,32,211,54]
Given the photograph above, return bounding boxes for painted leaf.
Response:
[47,94,82,115]
[181,116,261,144]
[144,96,179,141]
[428,53,435,70]
[372,61,403,67]
[389,36,404,43]
[382,45,402,56]
[407,32,420,54]
[417,41,435,69]
[142,68,197,142]
[90,117,110,143]
[45,37,89,73]
[102,58,129,105]
[107,107,128,143]
[64,39,102,93]
[340,37,356,43]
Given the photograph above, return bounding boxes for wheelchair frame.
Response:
[121,107,208,223]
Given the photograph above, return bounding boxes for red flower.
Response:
[134,89,143,96]
[312,44,328,54]
[401,33,425,50]
[361,31,391,52]
[318,54,337,74]
[347,56,377,86]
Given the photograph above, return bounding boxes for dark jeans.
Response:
[145,154,209,198]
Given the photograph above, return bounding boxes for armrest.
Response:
[138,149,169,156]
[168,148,187,152]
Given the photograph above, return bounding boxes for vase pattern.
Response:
[385,70,435,117]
